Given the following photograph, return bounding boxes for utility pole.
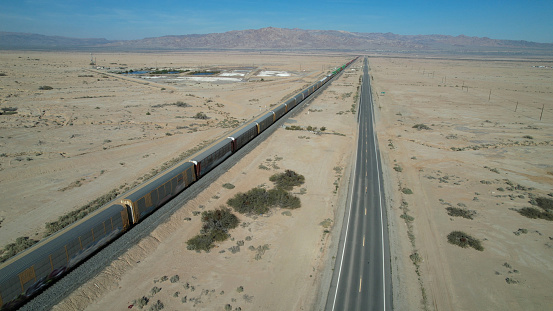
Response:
[515,101,519,112]
[540,104,545,120]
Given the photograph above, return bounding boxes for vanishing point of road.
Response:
[325,56,393,311]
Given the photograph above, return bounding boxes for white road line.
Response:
[363,236,365,246]
[359,278,363,292]
[331,90,361,311]
[368,62,387,311]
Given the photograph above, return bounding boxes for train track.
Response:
[19,63,346,311]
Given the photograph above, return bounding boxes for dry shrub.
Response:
[447,231,484,251]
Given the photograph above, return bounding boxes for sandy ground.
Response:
[370,56,553,310]
[3,51,552,311]
[48,56,361,310]
[0,51,349,246]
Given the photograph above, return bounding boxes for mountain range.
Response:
[1,27,552,56]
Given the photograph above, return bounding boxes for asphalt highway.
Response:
[326,57,392,311]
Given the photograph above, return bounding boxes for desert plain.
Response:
[0,51,552,311]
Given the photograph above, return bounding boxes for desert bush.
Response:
[400,214,414,222]
[193,112,208,119]
[412,124,431,130]
[505,277,519,284]
[187,233,214,252]
[401,188,413,195]
[269,170,305,191]
[227,187,272,214]
[447,231,484,251]
[1,107,18,115]
[320,218,333,228]
[149,300,164,311]
[227,187,300,215]
[513,228,528,236]
[409,252,422,265]
[269,188,301,209]
[393,165,403,172]
[187,207,239,252]
[285,125,302,131]
[38,85,53,90]
[446,207,476,220]
[0,237,39,263]
[536,197,553,211]
[170,275,180,283]
[201,207,239,234]
[222,183,235,189]
[254,244,270,260]
[133,296,149,309]
[517,207,553,221]
[151,286,161,295]
[237,286,244,293]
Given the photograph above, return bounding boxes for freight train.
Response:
[0,57,358,310]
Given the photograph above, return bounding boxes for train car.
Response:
[190,138,233,179]
[293,93,304,104]
[0,204,129,310]
[120,162,196,224]
[284,97,296,110]
[229,122,258,152]
[254,111,275,133]
[301,89,310,100]
[272,103,287,120]
[0,57,359,310]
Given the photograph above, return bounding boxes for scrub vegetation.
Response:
[447,231,484,251]
[186,207,240,252]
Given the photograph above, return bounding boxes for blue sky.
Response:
[1,0,552,43]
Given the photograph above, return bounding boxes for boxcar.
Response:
[121,162,196,224]
[0,204,129,309]
[190,138,233,179]
[272,103,287,120]
[284,97,297,110]
[294,93,304,104]
[254,111,275,133]
[229,122,258,152]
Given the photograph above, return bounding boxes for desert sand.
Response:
[2,51,552,311]
[0,51,348,246]
[370,56,553,310]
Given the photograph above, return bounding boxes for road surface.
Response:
[326,56,392,311]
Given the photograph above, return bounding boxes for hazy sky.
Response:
[1,0,552,43]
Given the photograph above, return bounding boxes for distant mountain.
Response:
[0,31,111,50]
[1,28,552,55]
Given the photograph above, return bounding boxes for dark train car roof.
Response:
[122,161,195,202]
[189,137,233,163]
[284,98,296,106]
[0,204,126,283]
[228,122,258,139]
[254,111,274,123]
